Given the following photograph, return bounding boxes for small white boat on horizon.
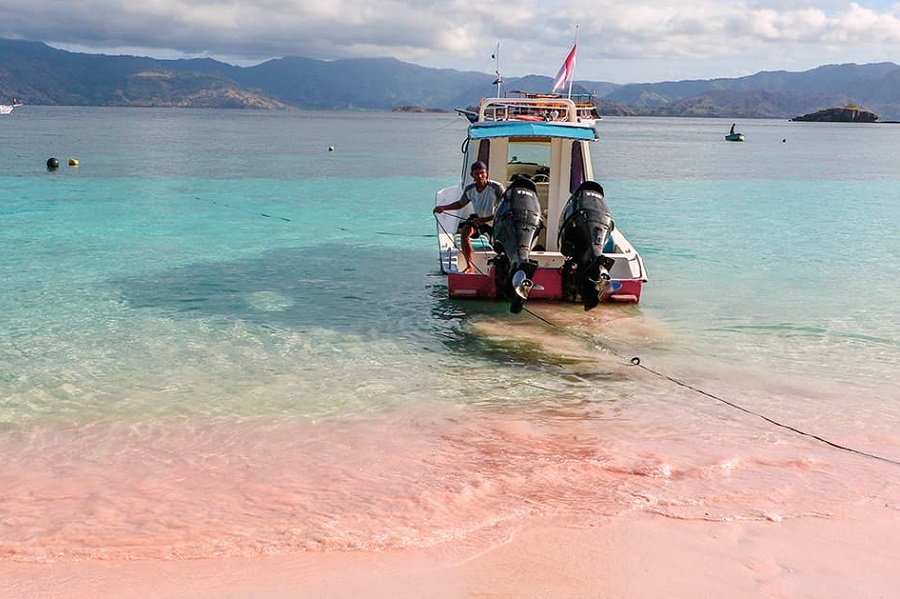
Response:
[0,99,23,114]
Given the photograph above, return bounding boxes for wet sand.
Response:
[4,404,898,598]
[3,309,898,597]
[5,499,898,598]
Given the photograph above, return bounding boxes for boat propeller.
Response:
[592,267,611,292]
[512,269,534,300]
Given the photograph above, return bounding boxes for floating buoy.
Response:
[68,158,79,166]
[328,146,335,152]
[46,157,59,170]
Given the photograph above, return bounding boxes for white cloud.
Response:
[0,0,898,82]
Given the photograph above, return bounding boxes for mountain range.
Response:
[2,38,899,120]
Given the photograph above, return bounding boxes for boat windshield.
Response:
[506,140,550,182]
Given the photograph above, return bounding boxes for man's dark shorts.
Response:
[461,220,492,239]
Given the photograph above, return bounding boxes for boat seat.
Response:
[454,234,493,251]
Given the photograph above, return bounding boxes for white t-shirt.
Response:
[460,180,505,218]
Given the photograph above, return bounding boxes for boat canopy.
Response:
[469,121,597,141]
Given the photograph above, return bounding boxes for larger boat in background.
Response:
[434,96,647,313]
[0,99,23,114]
[458,90,601,126]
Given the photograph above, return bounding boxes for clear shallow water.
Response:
[1,108,898,562]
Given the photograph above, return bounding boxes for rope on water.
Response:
[434,212,900,467]
[195,197,292,221]
[626,356,900,467]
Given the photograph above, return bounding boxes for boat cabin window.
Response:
[505,139,552,248]
[506,140,550,183]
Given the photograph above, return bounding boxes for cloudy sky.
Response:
[1,0,899,83]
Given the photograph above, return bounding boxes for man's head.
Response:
[470,161,488,185]
[471,161,488,174]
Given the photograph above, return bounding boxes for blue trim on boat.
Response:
[469,121,597,141]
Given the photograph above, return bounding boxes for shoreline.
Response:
[4,502,898,598]
[2,364,898,595]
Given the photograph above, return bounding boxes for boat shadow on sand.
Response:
[428,283,668,383]
[116,243,441,339]
[115,243,666,376]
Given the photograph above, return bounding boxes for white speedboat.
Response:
[434,96,647,313]
[0,100,23,114]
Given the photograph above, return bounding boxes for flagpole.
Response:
[567,25,579,99]
[494,42,502,97]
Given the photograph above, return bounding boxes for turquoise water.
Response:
[2,108,463,425]
[1,107,898,562]
[598,117,900,384]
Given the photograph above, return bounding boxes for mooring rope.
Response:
[195,196,292,221]
[433,214,900,467]
[628,357,900,467]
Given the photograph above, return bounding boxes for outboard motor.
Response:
[492,178,543,313]
[558,181,616,311]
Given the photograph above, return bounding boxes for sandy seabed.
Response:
[4,501,898,599]
[3,307,898,598]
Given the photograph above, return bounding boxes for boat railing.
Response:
[477,97,581,123]
[505,90,597,105]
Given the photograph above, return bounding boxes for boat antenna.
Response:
[492,42,503,97]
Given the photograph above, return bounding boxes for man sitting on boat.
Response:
[433,161,505,274]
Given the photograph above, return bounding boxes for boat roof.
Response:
[469,96,598,141]
[469,120,597,141]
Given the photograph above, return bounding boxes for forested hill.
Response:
[1,39,898,119]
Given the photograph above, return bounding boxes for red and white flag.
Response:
[552,44,577,92]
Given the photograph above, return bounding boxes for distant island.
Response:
[791,105,879,122]
[392,106,450,114]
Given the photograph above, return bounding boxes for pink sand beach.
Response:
[3,383,898,597]
[4,502,900,598]
[3,309,899,597]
